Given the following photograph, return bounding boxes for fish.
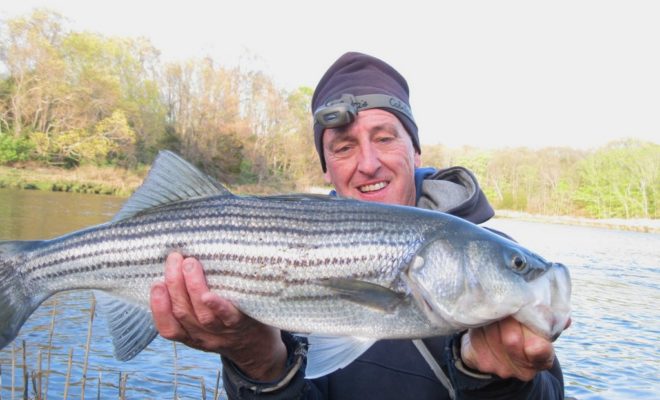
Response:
[0,150,571,378]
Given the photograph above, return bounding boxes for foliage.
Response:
[574,140,658,218]
[0,10,657,219]
[0,132,34,163]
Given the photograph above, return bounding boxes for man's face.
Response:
[322,109,421,206]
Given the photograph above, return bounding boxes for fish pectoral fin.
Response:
[93,290,158,361]
[112,150,231,222]
[315,278,404,313]
[297,334,376,379]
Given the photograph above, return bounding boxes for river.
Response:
[0,188,658,399]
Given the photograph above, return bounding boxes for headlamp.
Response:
[313,93,415,130]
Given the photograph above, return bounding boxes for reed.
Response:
[36,350,42,400]
[96,371,101,400]
[173,341,179,399]
[43,300,57,400]
[21,342,27,400]
[0,293,225,399]
[213,369,221,400]
[118,372,128,400]
[81,295,96,400]
[11,344,15,400]
[62,349,73,400]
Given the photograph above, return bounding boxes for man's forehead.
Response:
[327,109,403,136]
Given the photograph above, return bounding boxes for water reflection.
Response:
[0,188,123,239]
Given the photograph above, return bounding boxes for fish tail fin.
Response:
[0,240,47,350]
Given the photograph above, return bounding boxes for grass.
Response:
[0,164,308,198]
[0,164,145,197]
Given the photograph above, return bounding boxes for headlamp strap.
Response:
[315,93,415,125]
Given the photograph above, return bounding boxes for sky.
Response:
[2,0,659,150]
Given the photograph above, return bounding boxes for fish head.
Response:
[406,226,572,340]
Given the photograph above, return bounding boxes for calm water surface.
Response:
[1,188,658,399]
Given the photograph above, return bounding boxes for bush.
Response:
[0,133,34,164]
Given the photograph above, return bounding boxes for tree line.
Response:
[1,9,657,218]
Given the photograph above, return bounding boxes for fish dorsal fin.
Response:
[113,150,231,222]
[93,291,158,361]
[297,334,376,379]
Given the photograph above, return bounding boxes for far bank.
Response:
[1,165,657,234]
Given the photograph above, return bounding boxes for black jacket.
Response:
[223,167,565,399]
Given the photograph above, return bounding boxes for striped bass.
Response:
[0,151,571,378]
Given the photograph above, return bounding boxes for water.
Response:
[1,188,659,399]
[483,218,660,400]
[0,189,225,399]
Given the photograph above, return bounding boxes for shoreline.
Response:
[0,164,143,197]
[494,210,659,234]
[2,166,657,234]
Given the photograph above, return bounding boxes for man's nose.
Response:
[357,144,381,175]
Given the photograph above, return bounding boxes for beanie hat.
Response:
[311,52,420,171]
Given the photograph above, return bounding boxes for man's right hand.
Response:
[150,253,288,381]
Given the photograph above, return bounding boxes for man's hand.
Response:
[460,317,569,381]
[150,253,287,381]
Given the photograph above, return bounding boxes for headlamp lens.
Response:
[314,103,356,128]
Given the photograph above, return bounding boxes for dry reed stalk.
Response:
[118,373,128,400]
[81,295,96,400]
[213,369,221,400]
[62,349,73,400]
[96,370,102,400]
[30,372,38,400]
[200,376,206,400]
[1,364,3,400]
[36,350,42,400]
[21,341,26,400]
[43,299,58,400]
[173,342,178,399]
[11,344,15,400]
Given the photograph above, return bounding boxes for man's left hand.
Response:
[460,316,569,381]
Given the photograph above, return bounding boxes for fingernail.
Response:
[183,259,195,272]
[166,253,179,267]
[151,284,165,296]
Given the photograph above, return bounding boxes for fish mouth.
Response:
[358,181,388,193]
[513,263,572,341]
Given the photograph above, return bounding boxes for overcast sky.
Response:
[2,0,659,150]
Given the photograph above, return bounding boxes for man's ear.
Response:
[323,170,333,184]
[414,152,421,168]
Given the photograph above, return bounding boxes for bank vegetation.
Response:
[1,10,658,219]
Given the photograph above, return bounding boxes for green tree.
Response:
[575,139,658,218]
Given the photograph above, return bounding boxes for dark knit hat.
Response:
[311,52,420,171]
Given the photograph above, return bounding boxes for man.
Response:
[150,52,568,399]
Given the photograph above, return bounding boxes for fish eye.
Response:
[511,254,527,272]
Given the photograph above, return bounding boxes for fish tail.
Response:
[0,240,47,350]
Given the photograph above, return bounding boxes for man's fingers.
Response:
[522,326,555,369]
[164,253,190,319]
[498,317,525,355]
[150,282,187,341]
[201,292,243,327]
[181,257,230,330]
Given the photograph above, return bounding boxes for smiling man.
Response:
[150,52,568,399]
[322,108,420,206]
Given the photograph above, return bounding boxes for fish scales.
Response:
[17,194,439,338]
